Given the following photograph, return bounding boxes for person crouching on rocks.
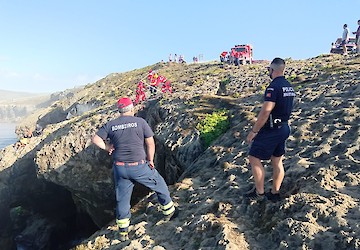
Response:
[92,97,177,242]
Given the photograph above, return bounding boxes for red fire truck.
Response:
[229,44,253,65]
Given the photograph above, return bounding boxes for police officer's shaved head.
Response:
[270,57,285,72]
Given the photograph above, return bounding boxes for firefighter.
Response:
[135,81,146,104]
[234,52,240,66]
[161,80,172,94]
[147,70,154,81]
[149,72,159,96]
[156,75,167,86]
[220,51,227,62]
[92,97,177,241]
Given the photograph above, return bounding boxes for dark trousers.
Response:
[113,161,172,220]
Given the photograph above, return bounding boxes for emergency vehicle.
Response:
[230,44,253,65]
[330,37,357,54]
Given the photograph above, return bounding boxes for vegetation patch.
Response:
[219,78,231,85]
[287,73,297,82]
[196,109,230,147]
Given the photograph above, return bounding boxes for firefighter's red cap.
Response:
[117,97,134,112]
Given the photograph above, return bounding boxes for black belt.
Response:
[264,120,288,129]
[114,160,145,166]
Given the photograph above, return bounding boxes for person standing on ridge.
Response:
[135,81,146,104]
[92,97,177,241]
[244,58,295,202]
[353,20,360,54]
[342,24,350,55]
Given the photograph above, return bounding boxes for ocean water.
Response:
[0,123,18,149]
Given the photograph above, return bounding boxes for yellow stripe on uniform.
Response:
[162,201,175,215]
[116,218,130,229]
[161,201,174,210]
[163,205,175,215]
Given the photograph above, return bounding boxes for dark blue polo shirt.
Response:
[264,76,295,122]
[96,116,154,162]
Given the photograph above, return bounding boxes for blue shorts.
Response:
[341,40,347,45]
[249,124,291,160]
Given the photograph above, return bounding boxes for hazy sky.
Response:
[0,0,359,93]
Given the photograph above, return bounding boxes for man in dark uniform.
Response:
[92,97,176,241]
[244,58,295,202]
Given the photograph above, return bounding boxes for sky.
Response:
[0,0,359,93]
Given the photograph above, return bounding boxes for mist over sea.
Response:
[0,123,17,149]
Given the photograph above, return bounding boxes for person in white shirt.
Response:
[342,24,350,55]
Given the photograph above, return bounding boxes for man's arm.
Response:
[92,134,114,154]
[145,136,155,167]
[252,101,275,132]
[246,101,275,143]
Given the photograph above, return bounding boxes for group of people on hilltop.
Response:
[168,53,185,63]
[341,20,360,55]
[134,70,172,105]
[91,56,295,243]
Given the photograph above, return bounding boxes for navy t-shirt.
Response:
[96,116,154,162]
[264,76,295,122]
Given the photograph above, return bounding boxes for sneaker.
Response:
[243,189,265,202]
[164,207,179,222]
[265,191,281,202]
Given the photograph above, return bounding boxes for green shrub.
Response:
[219,78,231,85]
[294,85,302,91]
[196,109,230,147]
[287,73,297,82]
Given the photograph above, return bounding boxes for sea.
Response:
[0,123,18,149]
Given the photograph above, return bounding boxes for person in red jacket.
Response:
[220,51,227,62]
[135,81,146,104]
[156,75,167,86]
[161,80,172,94]
[147,70,154,81]
[149,72,158,96]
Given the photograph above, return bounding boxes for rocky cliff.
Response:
[0,88,86,123]
[0,55,359,250]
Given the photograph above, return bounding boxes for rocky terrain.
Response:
[0,54,359,250]
[0,89,84,123]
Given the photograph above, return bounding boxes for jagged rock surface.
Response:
[0,54,359,250]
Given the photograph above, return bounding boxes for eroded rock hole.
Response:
[10,181,99,250]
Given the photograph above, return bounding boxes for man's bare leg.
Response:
[270,155,285,193]
[249,155,265,194]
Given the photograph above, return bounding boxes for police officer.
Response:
[92,97,176,241]
[244,58,295,202]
